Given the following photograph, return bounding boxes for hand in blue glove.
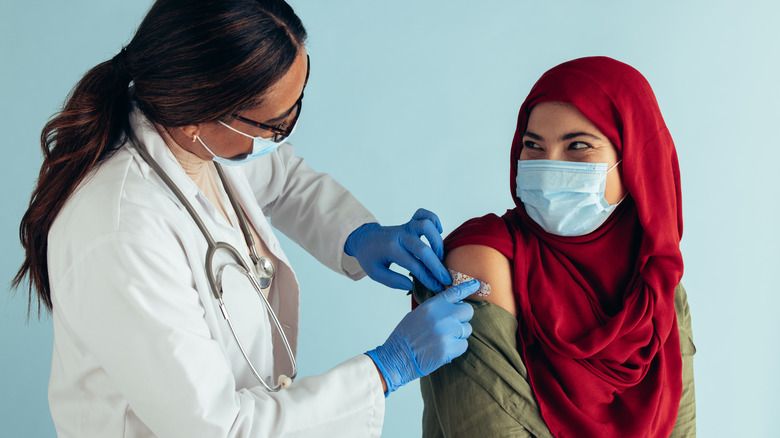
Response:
[345,208,452,292]
[365,279,478,395]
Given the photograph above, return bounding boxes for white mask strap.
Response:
[607,160,628,206]
[607,160,623,174]
[607,160,623,173]
[219,120,257,140]
[195,135,220,159]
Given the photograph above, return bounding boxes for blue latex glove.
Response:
[345,208,452,292]
[366,279,478,395]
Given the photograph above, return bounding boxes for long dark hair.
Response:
[13,0,307,315]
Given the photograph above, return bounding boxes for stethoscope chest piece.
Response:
[255,257,275,289]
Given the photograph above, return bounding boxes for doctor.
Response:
[13,0,478,436]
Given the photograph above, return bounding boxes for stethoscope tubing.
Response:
[123,121,297,392]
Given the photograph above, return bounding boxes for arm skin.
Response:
[443,245,517,317]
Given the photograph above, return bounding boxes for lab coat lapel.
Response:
[128,106,299,359]
[126,107,267,360]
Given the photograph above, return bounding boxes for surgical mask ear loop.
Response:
[195,134,221,159]
[606,160,628,206]
[219,120,262,139]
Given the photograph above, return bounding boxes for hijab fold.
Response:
[444,57,684,438]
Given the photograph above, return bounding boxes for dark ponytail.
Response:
[13,0,307,316]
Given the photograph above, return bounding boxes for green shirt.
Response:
[413,282,696,438]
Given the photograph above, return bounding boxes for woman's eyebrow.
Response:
[560,131,602,141]
[523,131,603,141]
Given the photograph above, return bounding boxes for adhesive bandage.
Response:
[447,268,491,298]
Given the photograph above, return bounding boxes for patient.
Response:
[413,57,696,437]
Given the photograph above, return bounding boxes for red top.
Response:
[445,57,684,437]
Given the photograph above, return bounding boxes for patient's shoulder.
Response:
[444,245,516,316]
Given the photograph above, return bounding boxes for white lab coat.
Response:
[46,107,385,437]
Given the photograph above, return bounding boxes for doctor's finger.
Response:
[400,239,449,289]
[438,279,480,304]
[402,234,448,282]
[418,219,446,261]
[456,322,473,339]
[369,267,414,291]
[405,218,445,260]
[450,301,475,323]
[393,250,443,292]
[448,337,469,360]
[412,208,443,233]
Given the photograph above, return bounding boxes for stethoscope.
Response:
[124,121,297,392]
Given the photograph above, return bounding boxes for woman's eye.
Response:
[569,141,591,150]
[523,140,541,150]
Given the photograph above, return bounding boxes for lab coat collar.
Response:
[127,105,201,201]
[125,105,287,268]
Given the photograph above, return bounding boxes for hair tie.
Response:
[111,47,132,83]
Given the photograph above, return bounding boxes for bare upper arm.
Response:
[444,244,516,317]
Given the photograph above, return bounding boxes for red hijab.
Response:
[445,57,684,437]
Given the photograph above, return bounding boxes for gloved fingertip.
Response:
[452,339,469,358]
[460,303,475,320]
[428,211,443,231]
[422,278,444,292]
[376,271,414,291]
[441,279,479,303]
[461,322,473,339]
[412,208,432,222]
[439,269,453,285]
[395,279,415,291]
[461,280,480,297]
[408,266,438,291]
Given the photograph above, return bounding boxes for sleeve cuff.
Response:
[338,216,377,280]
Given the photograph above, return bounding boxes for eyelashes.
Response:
[568,141,592,150]
[522,140,593,151]
[523,140,541,149]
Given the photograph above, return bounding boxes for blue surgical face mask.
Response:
[197,121,297,166]
[515,159,624,236]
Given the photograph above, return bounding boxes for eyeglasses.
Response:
[230,55,310,143]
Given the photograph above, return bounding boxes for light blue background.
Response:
[2,1,779,436]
